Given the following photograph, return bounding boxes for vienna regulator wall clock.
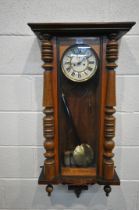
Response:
[28,22,135,197]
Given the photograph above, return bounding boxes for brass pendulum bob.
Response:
[62,91,94,167]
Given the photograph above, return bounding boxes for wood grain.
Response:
[42,37,56,180]
[62,167,96,176]
[28,22,135,39]
[97,37,107,177]
[103,34,118,180]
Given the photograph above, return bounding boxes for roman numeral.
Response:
[65,62,70,65]
[86,55,92,58]
[72,49,77,54]
[66,67,71,72]
[84,71,88,75]
[73,47,82,54]
[88,67,92,71]
[89,61,95,64]
[71,72,75,77]
[67,55,71,58]
[78,73,81,78]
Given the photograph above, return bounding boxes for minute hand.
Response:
[75,57,85,65]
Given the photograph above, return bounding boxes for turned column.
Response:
[42,35,55,180]
[103,33,118,180]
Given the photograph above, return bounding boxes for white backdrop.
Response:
[0,1,138,210]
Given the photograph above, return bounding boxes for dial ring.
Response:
[61,44,98,82]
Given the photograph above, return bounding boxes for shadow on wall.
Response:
[31,183,130,210]
[22,37,138,210]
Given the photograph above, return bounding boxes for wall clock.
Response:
[28,22,135,197]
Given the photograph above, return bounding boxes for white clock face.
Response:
[61,44,98,82]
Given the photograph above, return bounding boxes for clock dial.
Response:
[61,44,98,82]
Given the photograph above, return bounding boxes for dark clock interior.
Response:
[57,37,101,174]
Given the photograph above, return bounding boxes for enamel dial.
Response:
[61,44,98,82]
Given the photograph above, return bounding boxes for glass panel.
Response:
[57,37,100,169]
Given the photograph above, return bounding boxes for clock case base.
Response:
[38,167,120,197]
[28,22,135,197]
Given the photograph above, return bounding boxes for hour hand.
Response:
[74,57,84,66]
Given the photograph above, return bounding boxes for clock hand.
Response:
[73,57,85,66]
[86,54,92,59]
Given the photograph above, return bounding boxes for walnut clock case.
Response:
[28,22,135,198]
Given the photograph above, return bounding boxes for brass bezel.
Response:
[61,44,98,82]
